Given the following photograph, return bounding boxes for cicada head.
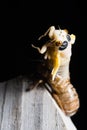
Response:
[56,28,76,66]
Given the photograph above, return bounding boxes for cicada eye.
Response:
[66,34,71,41]
[59,41,68,50]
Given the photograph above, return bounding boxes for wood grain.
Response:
[0,77,77,130]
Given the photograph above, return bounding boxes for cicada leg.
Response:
[26,79,43,91]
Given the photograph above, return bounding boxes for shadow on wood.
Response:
[0,77,77,130]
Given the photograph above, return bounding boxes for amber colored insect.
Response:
[31,26,80,116]
[47,75,79,116]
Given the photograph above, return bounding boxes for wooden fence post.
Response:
[0,77,77,130]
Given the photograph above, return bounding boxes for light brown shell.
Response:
[48,76,80,116]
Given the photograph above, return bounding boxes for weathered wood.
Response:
[0,78,22,130]
[0,77,77,130]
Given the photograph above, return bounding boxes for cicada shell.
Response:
[32,26,80,116]
[47,76,80,116]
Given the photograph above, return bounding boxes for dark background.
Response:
[0,0,86,130]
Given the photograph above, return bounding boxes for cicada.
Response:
[30,26,80,117]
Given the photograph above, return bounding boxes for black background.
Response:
[0,1,86,130]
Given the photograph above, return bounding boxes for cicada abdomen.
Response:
[47,75,80,116]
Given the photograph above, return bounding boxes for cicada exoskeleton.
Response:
[31,26,80,116]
